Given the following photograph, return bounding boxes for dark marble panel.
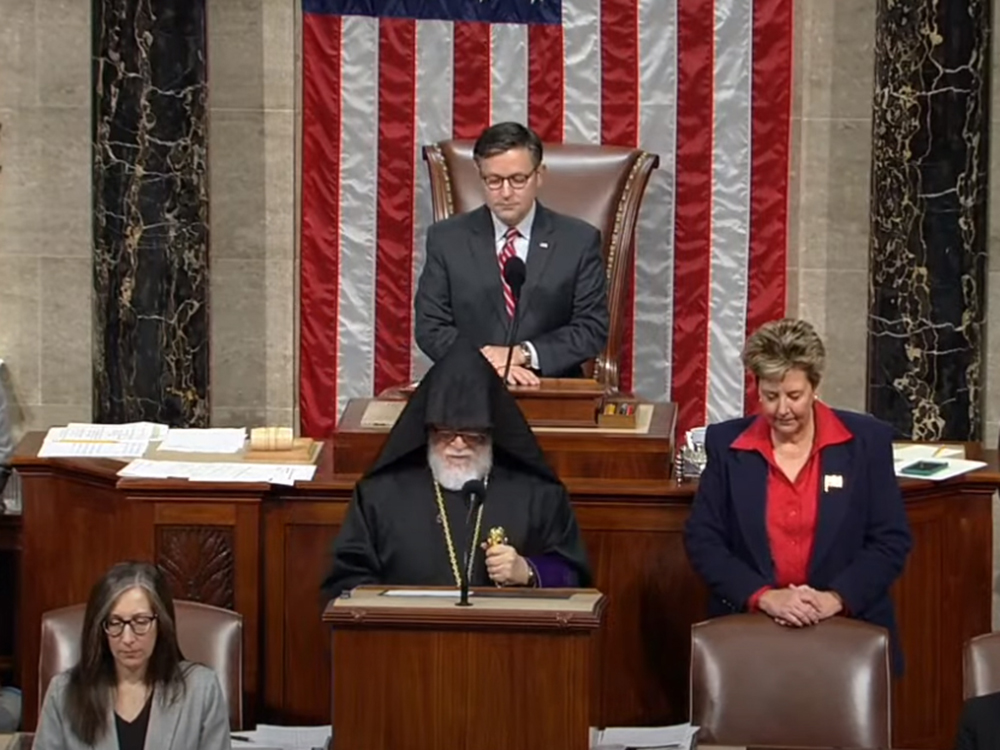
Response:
[92,0,209,426]
[867,0,991,441]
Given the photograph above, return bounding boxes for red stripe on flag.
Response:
[299,13,343,438]
[672,0,715,436]
[527,24,564,142]
[373,19,418,396]
[453,22,491,139]
[600,0,639,392]
[744,0,792,412]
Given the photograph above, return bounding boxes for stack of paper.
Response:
[230,724,331,749]
[590,723,699,750]
[118,459,316,486]
[38,422,167,458]
[892,443,985,481]
[158,428,247,454]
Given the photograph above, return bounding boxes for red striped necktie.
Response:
[499,226,519,318]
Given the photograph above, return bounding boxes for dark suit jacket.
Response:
[955,692,1000,750]
[413,202,609,377]
[683,408,913,669]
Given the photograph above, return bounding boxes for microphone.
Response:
[501,256,527,385]
[457,478,487,607]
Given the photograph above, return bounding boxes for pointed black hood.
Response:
[365,340,556,482]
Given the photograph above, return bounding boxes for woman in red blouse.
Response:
[684,318,912,667]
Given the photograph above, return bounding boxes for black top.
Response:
[115,689,153,750]
[955,691,1000,750]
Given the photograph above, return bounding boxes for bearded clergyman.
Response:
[320,340,591,600]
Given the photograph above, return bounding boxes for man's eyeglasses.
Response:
[103,614,157,637]
[480,168,538,192]
[431,429,490,446]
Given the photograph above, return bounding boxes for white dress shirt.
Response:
[489,203,540,370]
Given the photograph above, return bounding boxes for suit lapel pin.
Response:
[823,474,843,492]
[539,242,549,248]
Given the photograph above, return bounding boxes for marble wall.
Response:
[866,0,990,442]
[92,0,210,426]
[0,0,92,435]
[206,0,298,430]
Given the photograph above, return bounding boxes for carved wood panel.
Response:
[156,526,235,608]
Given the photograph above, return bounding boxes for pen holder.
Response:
[597,399,638,428]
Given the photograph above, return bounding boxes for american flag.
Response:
[299,0,791,438]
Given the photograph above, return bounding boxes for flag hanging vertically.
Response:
[299,0,791,438]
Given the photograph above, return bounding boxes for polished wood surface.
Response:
[10,432,996,750]
[326,587,604,750]
[334,397,676,480]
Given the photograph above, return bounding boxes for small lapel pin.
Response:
[823,474,843,492]
[539,242,549,248]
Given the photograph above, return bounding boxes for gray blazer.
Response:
[33,662,231,750]
[414,203,609,377]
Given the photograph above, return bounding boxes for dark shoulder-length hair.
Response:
[63,561,187,744]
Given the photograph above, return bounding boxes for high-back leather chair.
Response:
[690,614,891,748]
[39,600,243,729]
[423,141,659,392]
[964,631,1000,698]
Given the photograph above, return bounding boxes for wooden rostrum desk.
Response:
[10,424,996,750]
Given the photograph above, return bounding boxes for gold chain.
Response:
[433,481,485,588]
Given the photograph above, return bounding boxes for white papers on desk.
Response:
[118,460,316,485]
[231,725,331,750]
[894,457,986,481]
[157,428,247,454]
[38,422,167,458]
[892,443,965,461]
[381,589,462,597]
[591,723,699,750]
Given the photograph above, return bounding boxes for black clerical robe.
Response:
[321,461,591,600]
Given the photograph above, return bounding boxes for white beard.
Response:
[428,442,493,491]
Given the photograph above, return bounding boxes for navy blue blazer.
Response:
[683,408,912,669]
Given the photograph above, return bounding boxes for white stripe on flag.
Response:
[337,16,380,415]
[491,24,528,126]
[634,0,679,402]
[563,0,601,144]
[411,20,455,382]
[707,0,753,422]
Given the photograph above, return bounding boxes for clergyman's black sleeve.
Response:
[320,485,382,603]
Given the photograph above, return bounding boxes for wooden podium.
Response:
[324,587,607,750]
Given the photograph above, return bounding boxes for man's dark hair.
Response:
[473,122,543,168]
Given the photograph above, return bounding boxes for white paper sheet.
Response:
[590,723,699,749]
[381,589,463,598]
[892,443,965,461]
[157,428,247,454]
[894,457,987,482]
[231,725,331,750]
[118,460,316,485]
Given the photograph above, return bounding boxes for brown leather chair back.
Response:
[964,631,1000,698]
[691,614,891,748]
[39,600,243,729]
[423,140,659,391]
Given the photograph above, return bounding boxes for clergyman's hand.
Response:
[483,544,531,586]
[758,586,821,627]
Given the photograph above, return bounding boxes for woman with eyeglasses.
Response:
[33,561,231,750]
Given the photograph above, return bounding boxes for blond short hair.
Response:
[742,318,826,387]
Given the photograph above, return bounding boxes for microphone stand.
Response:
[457,495,483,607]
[500,304,521,386]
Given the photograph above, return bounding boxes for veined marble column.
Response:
[92,1,209,425]
[867,0,992,440]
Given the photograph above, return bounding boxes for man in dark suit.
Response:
[954,692,1000,749]
[414,122,609,385]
